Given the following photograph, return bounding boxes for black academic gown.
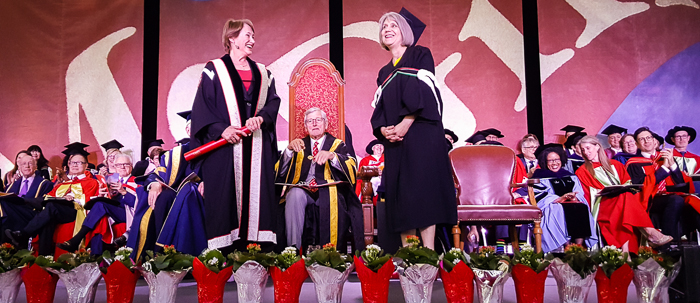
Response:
[191,54,280,250]
[276,134,365,250]
[370,45,457,233]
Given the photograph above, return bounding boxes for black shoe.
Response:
[56,240,79,252]
[114,235,127,247]
[4,229,23,247]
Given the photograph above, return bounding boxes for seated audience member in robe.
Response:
[575,135,672,253]
[561,125,585,140]
[444,128,458,151]
[27,145,52,180]
[100,140,124,177]
[518,144,597,252]
[564,132,587,173]
[355,140,384,203]
[613,134,639,165]
[144,139,165,175]
[3,151,31,190]
[1,154,53,243]
[6,145,103,255]
[626,127,698,246]
[516,134,540,181]
[276,107,364,251]
[57,154,139,252]
[602,125,626,159]
[666,126,700,174]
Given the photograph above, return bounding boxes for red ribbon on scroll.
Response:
[183,126,252,161]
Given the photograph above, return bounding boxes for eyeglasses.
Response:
[639,136,655,142]
[305,117,325,125]
[675,134,690,140]
[523,146,538,150]
[114,163,131,168]
[68,161,86,166]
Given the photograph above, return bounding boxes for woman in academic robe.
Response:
[574,136,672,253]
[521,144,597,252]
[190,19,281,253]
[370,10,457,250]
[613,134,639,165]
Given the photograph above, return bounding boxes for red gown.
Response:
[355,154,383,204]
[575,160,653,253]
[45,172,101,236]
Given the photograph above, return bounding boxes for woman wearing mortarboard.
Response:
[370,8,457,250]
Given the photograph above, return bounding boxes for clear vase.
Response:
[46,263,102,303]
[549,258,596,303]
[231,261,269,303]
[397,263,439,303]
[306,263,354,303]
[633,258,682,303]
[472,268,511,303]
[139,269,189,303]
[0,268,22,303]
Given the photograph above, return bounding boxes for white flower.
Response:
[45,256,53,262]
[115,255,125,261]
[282,247,297,256]
[208,257,219,266]
[116,247,133,254]
[366,244,382,252]
[200,248,216,257]
[143,262,152,272]
[449,247,462,254]
[521,243,534,253]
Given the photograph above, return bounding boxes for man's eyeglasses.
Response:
[68,161,86,166]
[114,163,131,168]
[675,134,690,140]
[305,117,325,125]
[639,136,654,142]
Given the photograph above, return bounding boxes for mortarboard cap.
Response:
[564,132,587,149]
[479,140,503,146]
[177,110,192,121]
[481,128,504,138]
[365,139,382,155]
[146,139,165,149]
[399,7,426,46]
[665,126,696,145]
[444,129,459,143]
[101,140,123,151]
[601,124,627,136]
[61,142,90,158]
[63,142,89,151]
[132,160,151,184]
[465,132,486,144]
[561,125,585,133]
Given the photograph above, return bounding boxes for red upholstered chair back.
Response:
[449,145,516,206]
[288,58,345,141]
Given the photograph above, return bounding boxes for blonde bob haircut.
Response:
[222,19,255,53]
[378,12,414,51]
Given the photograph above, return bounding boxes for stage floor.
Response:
[17,272,651,303]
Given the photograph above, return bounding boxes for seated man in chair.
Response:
[277,107,364,251]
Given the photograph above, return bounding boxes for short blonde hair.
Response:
[378,12,414,51]
[222,19,255,53]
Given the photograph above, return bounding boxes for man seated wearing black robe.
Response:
[276,107,364,252]
[1,154,53,243]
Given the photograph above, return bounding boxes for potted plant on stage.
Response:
[630,246,682,303]
[305,243,354,303]
[269,246,308,303]
[19,254,60,303]
[139,245,194,303]
[549,244,597,303]
[592,245,633,303]
[229,243,275,303]
[44,249,103,303]
[511,243,551,303]
[193,248,233,303]
[0,244,32,303]
[467,246,511,303]
[440,247,474,303]
[354,244,394,303]
[393,235,440,303]
[99,247,140,303]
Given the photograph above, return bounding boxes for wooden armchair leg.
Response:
[534,220,543,253]
[509,225,519,252]
[452,224,462,250]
